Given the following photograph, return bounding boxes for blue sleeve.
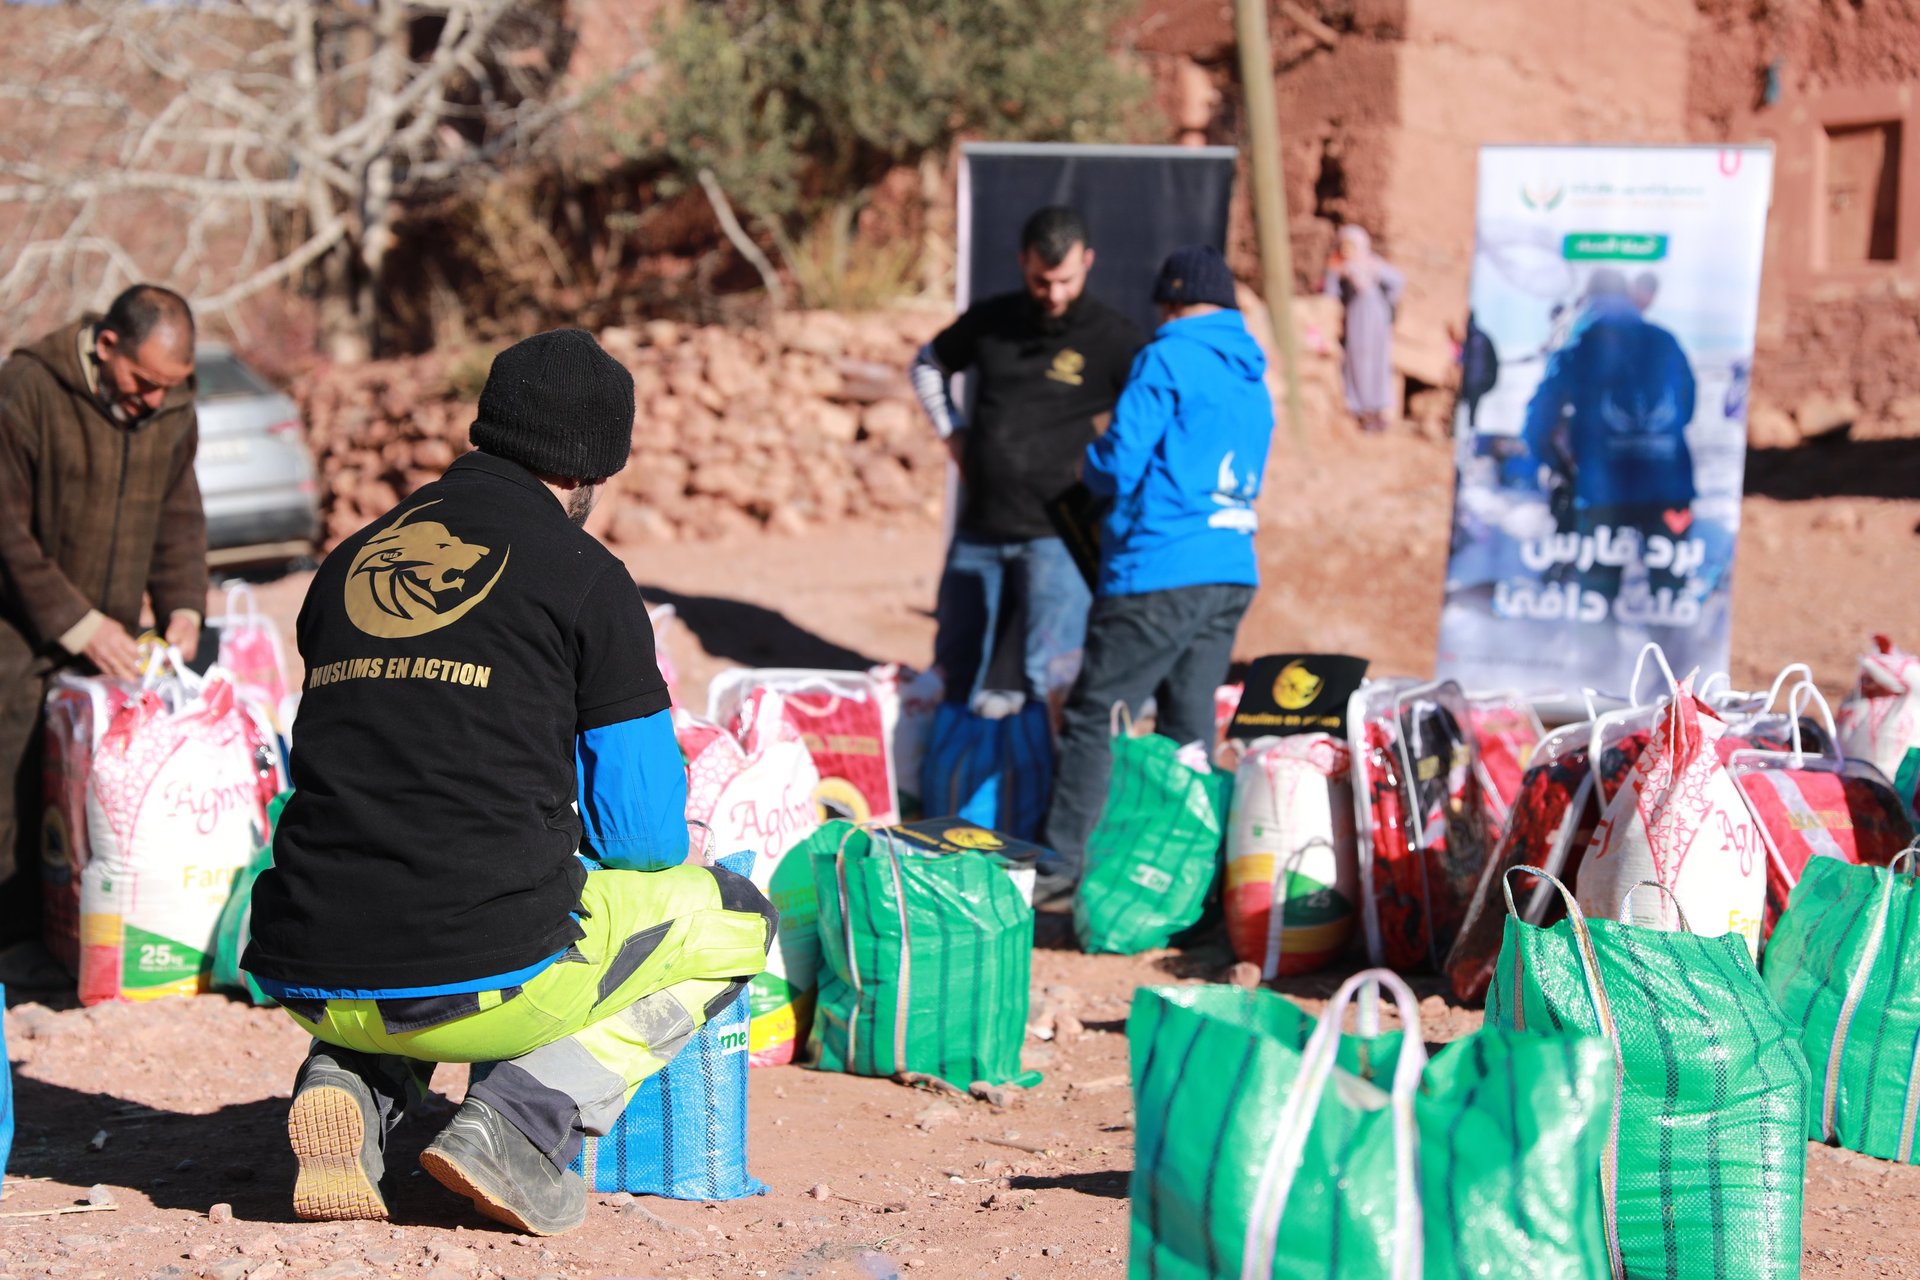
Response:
[1665,330,1696,429]
[1521,343,1575,468]
[575,709,689,871]
[1085,347,1175,499]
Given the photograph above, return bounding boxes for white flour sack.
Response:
[1575,688,1765,957]
[677,697,823,1067]
[1836,634,1920,782]
[1224,734,1358,979]
[79,674,279,1005]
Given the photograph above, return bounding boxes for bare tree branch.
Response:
[698,168,786,310]
[0,0,624,355]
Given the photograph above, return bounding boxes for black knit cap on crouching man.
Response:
[244,327,776,1235]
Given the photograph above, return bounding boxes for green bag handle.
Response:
[1819,842,1913,1147]
[1242,967,1427,1280]
[832,825,868,1072]
[1616,880,1694,933]
[1502,866,1627,1280]
[1109,700,1135,740]
[832,824,915,1079]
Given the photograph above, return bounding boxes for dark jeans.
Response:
[1040,582,1255,883]
[933,534,1091,704]
[0,639,53,947]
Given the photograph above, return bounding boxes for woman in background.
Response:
[1325,224,1404,433]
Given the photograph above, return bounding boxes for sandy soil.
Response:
[5,426,1919,1279]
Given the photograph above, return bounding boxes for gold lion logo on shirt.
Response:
[1046,348,1086,386]
[345,501,509,638]
[1273,661,1325,711]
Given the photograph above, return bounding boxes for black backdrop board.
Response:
[953,143,1239,686]
[957,143,1238,335]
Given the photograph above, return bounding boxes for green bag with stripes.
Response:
[1488,869,1810,1280]
[1129,970,1613,1279]
[808,820,1035,1088]
[1075,715,1232,955]
[211,790,292,1006]
[1763,846,1920,1160]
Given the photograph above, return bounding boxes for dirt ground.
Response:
[5,424,1920,1279]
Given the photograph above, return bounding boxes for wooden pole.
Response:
[1234,0,1310,452]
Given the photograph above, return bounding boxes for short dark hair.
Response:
[1020,206,1089,267]
[101,284,195,353]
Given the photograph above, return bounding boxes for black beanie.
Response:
[470,328,635,480]
[1152,245,1239,310]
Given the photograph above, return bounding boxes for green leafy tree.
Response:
[627,0,1148,304]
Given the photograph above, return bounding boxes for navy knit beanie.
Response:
[1152,245,1239,310]
[470,328,634,481]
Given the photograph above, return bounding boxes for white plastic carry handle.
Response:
[1627,643,1679,708]
[221,579,263,627]
[1109,700,1136,739]
[1242,968,1426,1280]
[1785,681,1841,764]
[1761,663,1816,716]
[139,642,203,693]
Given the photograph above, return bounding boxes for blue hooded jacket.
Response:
[1521,298,1698,511]
[1084,309,1274,597]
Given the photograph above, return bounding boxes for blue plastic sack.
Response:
[919,701,1052,840]
[1,983,11,1197]
[568,852,765,1200]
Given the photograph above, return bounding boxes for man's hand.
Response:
[84,618,142,681]
[165,611,200,663]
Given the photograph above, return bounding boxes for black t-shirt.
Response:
[246,453,671,989]
[933,292,1144,540]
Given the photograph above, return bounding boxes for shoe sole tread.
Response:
[288,1084,388,1222]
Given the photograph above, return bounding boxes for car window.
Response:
[195,353,277,400]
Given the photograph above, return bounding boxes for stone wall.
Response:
[298,308,952,549]
[1689,1,1920,443]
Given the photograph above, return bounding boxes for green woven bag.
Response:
[1129,970,1613,1279]
[211,790,291,1006]
[1076,712,1232,955]
[808,821,1035,1088]
[1488,869,1810,1280]
[1764,845,1920,1159]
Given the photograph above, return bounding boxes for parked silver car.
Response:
[192,344,321,567]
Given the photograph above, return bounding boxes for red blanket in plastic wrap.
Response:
[1735,764,1913,943]
[1443,726,1653,1003]
[1358,701,1491,971]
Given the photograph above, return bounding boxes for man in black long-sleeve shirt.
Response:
[909,207,1144,710]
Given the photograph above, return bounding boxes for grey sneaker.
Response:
[1030,870,1078,912]
[288,1057,389,1222]
[420,1098,587,1236]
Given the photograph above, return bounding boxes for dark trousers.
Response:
[1040,583,1254,882]
[0,636,53,947]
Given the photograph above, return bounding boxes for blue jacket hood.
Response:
[1158,309,1267,381]
[1081,307,1275,597]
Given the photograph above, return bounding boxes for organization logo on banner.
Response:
[346,501,509,638]
[1520,181,1566,211]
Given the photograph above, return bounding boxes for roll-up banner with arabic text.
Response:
[1435,144,1774,695]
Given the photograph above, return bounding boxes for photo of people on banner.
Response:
[1437,144,1774,694]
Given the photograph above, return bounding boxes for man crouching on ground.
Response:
[243,329,774,1234]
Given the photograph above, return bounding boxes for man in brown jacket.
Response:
[0,284,208,954]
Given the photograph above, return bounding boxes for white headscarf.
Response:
[1336,224,1380,291]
